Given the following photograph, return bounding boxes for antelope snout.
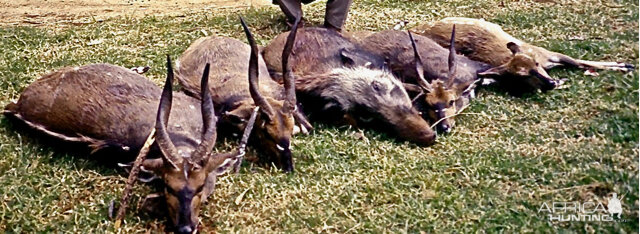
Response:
[177,225,194,234]
[278,139,294,173]
[437,123,452,134]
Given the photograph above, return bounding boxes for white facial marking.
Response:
[276,144,285,151]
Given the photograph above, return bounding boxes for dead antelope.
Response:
[356,28,490,133]
[3,60,246,233]
[413,17,634,95]
[175,17,309,172]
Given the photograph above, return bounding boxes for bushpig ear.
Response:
[339,48,357,67]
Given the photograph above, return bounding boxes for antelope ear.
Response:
[478,65,506,77]
[214,157,236,176]
[201,172,218,203]
[222,106,254,126]
[506,42,520,55]
[403,83,423,94]
[455,79,479,95]
[339,48,357,67]
[139,193,166,217]
[141,158,165,173]
[204,152,239,175]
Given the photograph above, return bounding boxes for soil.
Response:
[0,0,271,26]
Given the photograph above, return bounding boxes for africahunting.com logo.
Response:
[538,193,627,222]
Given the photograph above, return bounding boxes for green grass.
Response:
[0,0,638,232]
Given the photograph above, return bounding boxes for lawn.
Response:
[0,0,638,232]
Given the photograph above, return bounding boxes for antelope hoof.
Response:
[623,63,635,70]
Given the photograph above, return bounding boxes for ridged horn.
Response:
[281,15,301,113]
[446,25,457,88]
[155,55,182,169]
[240,17,275,118]
[408,30,433,92]
[191,63,217,167]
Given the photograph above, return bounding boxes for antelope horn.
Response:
[446,25,457,88]
[155,55,182,169]
[281,15,301,113]
[240,17,275,118]
[408,30,433,92]
[191,63,217,167]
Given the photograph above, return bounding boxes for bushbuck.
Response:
[413,17,634,95]
[262,27,436,145]
[356,27,490,133]
[3,59,244,233]
[175,17,308,172]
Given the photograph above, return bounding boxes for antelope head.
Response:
[477,42,559,92]
[238,17,300,172]
[406,26,474,133]
[140,57,232,233]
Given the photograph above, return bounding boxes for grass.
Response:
[0,0,638,232]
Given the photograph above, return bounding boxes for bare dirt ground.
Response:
[0,0,271,26]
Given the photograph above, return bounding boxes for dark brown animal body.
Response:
[176,18,305,172]
[5,64,201,155]
[263,27,386,78]
[413,17,634,95]
[356,30,491,132]
[262,27,436,146]
[3,62,239,234]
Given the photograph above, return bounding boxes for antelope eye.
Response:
[448,100,455,106]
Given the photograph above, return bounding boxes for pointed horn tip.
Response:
[201,63,211,92]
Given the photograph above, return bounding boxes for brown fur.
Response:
[262,27,384,78]
[5,64,202,154]
[3,63,236,233]
[176,19,302,172]
[413,17,634,95]
[356,30,489,132]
